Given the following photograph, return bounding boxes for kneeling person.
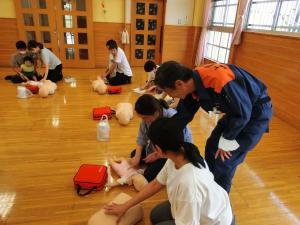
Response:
[102,39,132,85]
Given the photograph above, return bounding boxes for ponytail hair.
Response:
[182,142,205,168]
[148,117,206,168]
[135,94,168,116]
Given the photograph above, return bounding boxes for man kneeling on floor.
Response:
[101,39,133,86]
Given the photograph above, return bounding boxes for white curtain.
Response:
[194,0,212,66]
[231,0,250,45]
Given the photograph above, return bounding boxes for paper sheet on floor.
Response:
[132,88,146,94]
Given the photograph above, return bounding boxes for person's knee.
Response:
[150,202,174,225]
[150,202,170,224]
[150,206,159,224]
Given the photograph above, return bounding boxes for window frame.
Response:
[205,0,239,63]
[245,0,300,34]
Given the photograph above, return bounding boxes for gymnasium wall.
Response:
[233,31,300,130]
[0,0,203,67]
[0,1,17,67]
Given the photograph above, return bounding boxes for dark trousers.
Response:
[47,64,63,82]
[150,201,175,225]
[108,72,131,86]
[10,75,26,83]
[205,101,272,193]
[130,148,167,182]
[150,201,236,225]
[9,73,42,83]
[7,64,62,83]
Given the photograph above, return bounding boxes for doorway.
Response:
[14,0,95,68]
[131,0,164,66]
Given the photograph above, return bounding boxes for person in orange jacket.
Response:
[153,61,272,193]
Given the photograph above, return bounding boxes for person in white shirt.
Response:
[28,40,63,82]
[131,94,193,182]
[102,39,132,85]
[142,60,159,91]
[105,117,235,225]
[141,61,179,108]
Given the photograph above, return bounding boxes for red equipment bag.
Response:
[25,85,39,94]
[92,106,114,120]
[73,164,108,196]
[107,86,122,94]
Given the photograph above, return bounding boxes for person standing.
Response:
[154,61,272,193]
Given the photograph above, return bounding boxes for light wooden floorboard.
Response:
[0,67,299,225]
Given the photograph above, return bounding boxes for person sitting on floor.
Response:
[28,40,63,83]
[20,56,38,82]
[130,94,192,182]
[105,117,235,225]
[141,60,159,92]
[5,40,38,83]
[101,39,132,85]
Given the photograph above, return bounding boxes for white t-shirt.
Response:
[110,47,132,77]
[147,65,159,82]
[156,160,232,225]
[41,48,61,70]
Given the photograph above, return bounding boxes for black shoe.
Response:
[5,75,12,80]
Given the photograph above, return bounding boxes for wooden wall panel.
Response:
[1,21,200,70]
[0,18,18,67]
[93,22,130,68]
[0,21,127,69]
[234,32,300,130]
[162,25,201,67]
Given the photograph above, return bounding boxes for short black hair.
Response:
[155,61,193,89]
[144,60,157,72]
[23,56,34,64]
[106,39,118,50]
[16,41,26,50]
[135,94,168,116]
[28,40,44,50]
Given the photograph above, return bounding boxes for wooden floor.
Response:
[0,67,299,225]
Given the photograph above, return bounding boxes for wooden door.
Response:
[131,0,164,66]
[14,0,95,68]
[56,0,95,68]
[14,0,59,56]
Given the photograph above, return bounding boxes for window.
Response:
[206,31,232,63]
[205,0,238,63]
[247,0,300,33]
[211,0,238,27]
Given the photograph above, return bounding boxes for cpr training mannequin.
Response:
[38,80,57,98]
[107,157,148,192]
[92,76,107,94]
[23,80,57,98]
[115,103,133,126]
[87,192,143,225]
